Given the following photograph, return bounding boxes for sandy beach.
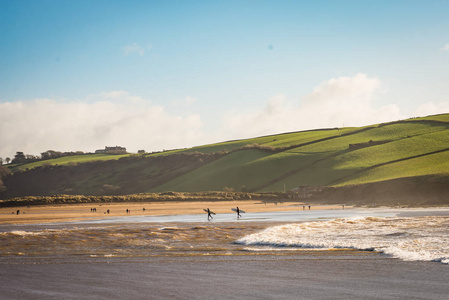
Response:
[0,200,343,225]
[1,203,448,299]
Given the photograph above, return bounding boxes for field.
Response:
[2,114,449,200]
[11,154,131,172]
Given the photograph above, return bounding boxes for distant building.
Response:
[95,146,127,154]
[290,186,324,199]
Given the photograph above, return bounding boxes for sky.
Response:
[1,0,449,159]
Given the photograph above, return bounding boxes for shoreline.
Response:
[0,200,348,225]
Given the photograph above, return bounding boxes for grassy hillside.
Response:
[10,154,131,172]
[150,117,449,193]
[2,113,449,203]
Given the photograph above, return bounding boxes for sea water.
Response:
[236,214,449,264]
[1,208,448,264]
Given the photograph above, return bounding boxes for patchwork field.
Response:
[2,114,449,202]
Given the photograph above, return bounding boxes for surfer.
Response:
[236,207,241,219]
[207,208,213,220]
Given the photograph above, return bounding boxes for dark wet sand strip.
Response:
[1,253,448,300]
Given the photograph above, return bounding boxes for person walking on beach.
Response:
[236,207,241,219]
[207,208,213,221]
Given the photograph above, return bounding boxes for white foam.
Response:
[236,216,449,264]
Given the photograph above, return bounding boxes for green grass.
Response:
[152,115,449,192]
[260,126,449,191]
[181,127,357,154]
[12,154,131,172]
[150,149,271,192]
[339,150,449,185]
[6,113,449,196]
[412,113,449,122]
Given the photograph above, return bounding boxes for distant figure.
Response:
[303,206,305,210]
[16,210,20,215]
[207,208,213,220]
[107,209,110,214]
[342,205,345,210]
[308,205,311,210]
[236,207,241,219]
[143,207,145,211]
[126,209,129,214]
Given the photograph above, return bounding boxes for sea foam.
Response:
[236,216,449,264]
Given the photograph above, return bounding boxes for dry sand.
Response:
[0,200,345,225]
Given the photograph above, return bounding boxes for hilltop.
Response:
[1,113,449,206]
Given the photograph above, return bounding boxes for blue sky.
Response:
[1,0,449,158]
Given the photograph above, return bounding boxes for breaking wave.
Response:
[236,216,449,264]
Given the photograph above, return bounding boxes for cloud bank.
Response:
[0,92,202,158]
[221,74,403,139]
[1,74,447,159]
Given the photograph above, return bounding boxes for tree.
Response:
[0,157,2,165]
[0,165,11,178]
[5,157,10,164]
[12,152,26,164]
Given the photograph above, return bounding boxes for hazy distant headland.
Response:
[1,114,449,207]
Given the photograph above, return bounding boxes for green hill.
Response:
[2,113,449,205]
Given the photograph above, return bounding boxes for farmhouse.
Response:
[95,146,127,154]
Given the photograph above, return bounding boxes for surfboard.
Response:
[203,209,216,215]
[231,208,245,213]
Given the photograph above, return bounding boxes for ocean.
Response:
[1,208,448,264]
[1,208,449,299]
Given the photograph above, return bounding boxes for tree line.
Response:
[0,150,88,165]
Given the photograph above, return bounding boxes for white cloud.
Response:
[123,43,152,56]
[220,74,404,139]
[2,74,447,159]
[0,92,203,158]
[413,101,449,117]
[441,44,449,52]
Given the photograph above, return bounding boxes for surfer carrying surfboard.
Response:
[206,208,213,220]
[231,207,244,218]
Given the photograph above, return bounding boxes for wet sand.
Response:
[1,204,448,299]
[0,201,342,225]
[1,253,448,300]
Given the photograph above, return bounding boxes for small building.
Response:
[95,146,127,154]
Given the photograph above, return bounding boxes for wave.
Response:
[235,216,449,264]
